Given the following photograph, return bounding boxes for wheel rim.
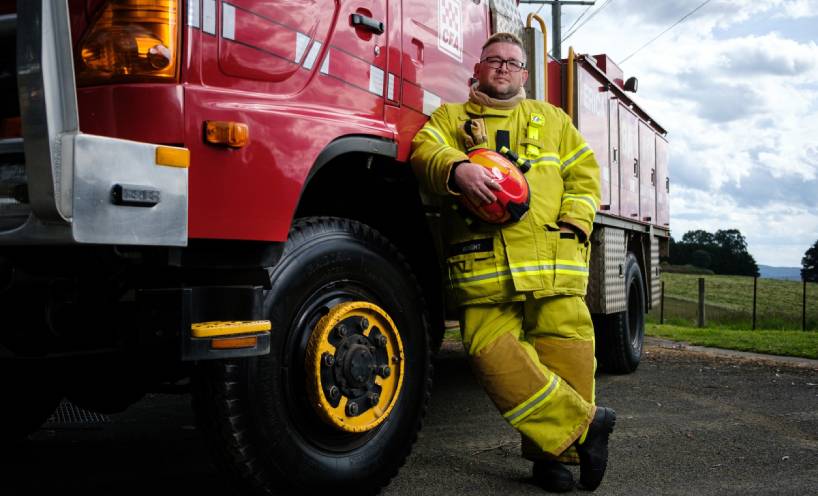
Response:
[305,301,405,433]
[627,279,644,351]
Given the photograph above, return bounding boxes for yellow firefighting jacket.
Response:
[410,99,601,306]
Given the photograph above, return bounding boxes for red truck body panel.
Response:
[72,0,667,242]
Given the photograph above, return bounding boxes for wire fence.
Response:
[649,273,818,331]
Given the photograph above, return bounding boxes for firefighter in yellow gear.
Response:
[410,33,615,492]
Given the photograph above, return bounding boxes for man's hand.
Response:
[454,162,502,205]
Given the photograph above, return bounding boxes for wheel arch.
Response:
[294,135,446,348]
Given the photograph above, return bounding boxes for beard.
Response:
[478,82,520,100]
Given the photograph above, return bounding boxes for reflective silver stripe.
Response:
[506,376,559,424]
[561,145,590,172]
[304,41,323,70]
[188,0,201,28]
[530,155,560,166]
[203,0,216,34]
[555,264,588,273]
[222,2,235,39]
[451,268,512,284]
[511,263,555,273]
[563,194,597,211]
[423,90,442,116]
[423,127,446,145]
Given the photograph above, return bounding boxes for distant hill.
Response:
[758,265,802,281]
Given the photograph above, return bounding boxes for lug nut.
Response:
[375,334,387,348]
[359,317,369,331]
[336,324,348,338]
[328,385,340,400]
[368,392,380,406]
[346,402,359,416]
[322,352,335,367]
[377,365,391,378]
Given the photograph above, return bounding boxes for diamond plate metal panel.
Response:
[489,0,525,39]
[605,228,627,313]
[587,227,626,314]
[650,235,661,308]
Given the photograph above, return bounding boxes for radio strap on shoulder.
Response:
[526,113,544,157]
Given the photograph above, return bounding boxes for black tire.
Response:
[193,217,432,495]
[595,252,645,374]
[0,359,62,444]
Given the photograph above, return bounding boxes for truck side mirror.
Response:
[624,77,638,93]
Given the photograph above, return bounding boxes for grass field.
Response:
[647,324,818,359]
[652,272,818,330]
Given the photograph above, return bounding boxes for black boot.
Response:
[576,406,616,491]
[532,460,574,493]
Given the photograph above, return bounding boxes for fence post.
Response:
[752,276,757,330]
[698,277,706,328]
[804,279,807,332]
[660,280,665,325]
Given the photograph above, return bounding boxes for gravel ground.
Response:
[2,341,816,495]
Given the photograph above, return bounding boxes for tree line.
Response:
[667,229,759,276]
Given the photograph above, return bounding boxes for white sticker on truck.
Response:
[438,0,462,62]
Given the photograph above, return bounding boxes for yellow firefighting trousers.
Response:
[461,294,596,461]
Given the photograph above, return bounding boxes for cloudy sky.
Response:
[518,0,818,267]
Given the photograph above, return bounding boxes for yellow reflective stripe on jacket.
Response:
[529,153,561,168]
[562,193,598,211]
[560,144,593,173]
[554,259,590,275]
[504,375,560,426]
[451,260,587,288]
[451,267,513,287]
[419,126,448,145]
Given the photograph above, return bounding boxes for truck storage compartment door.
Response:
[607,98,620,216]
[576,65,609,213]
[638,120,656,224]
[618,104,639,221]
[656,135,669,227]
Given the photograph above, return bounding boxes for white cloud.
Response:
[519,0,818,266]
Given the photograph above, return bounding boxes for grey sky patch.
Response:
[673,73,762,123]
[722,167,818,209]
[723,46,816,76]
[668,152,712,191]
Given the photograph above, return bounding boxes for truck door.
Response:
[607,98,620,216]
[656,136,669,227]
[618,104,639,221]
[638,121,656,224]
[576,67,609,214]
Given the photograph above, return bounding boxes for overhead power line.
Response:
[563,3,595,36]
[562,0,615,41]
[620,0,714,64]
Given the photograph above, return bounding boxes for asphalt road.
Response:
[2,341,817,496]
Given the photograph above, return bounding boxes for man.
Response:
[410,33,615,492]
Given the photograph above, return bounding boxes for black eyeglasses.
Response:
[480,57,526,72]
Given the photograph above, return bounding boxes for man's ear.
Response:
[521,69,529,86]
[473,62,480,76]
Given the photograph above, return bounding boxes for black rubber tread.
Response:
[193,216,433,495]
[595,253,645,374]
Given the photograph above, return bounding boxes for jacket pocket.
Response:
[553,232,590,293]
[446,250,501,303]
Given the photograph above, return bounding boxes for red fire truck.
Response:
[0,0,668,493]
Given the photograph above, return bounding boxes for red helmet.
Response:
[458,149,530,225]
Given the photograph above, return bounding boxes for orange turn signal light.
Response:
[205,121,249,148]
[210,336,259,350]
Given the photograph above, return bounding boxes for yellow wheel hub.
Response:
[305,301,405,433]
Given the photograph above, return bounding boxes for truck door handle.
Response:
[351,14,384,35]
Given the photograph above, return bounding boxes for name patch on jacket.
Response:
[450,238,493,255]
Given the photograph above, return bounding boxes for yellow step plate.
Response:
[191,320,271,338]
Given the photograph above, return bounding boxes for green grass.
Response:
[647,323,818,359]
[656,273,818,330]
